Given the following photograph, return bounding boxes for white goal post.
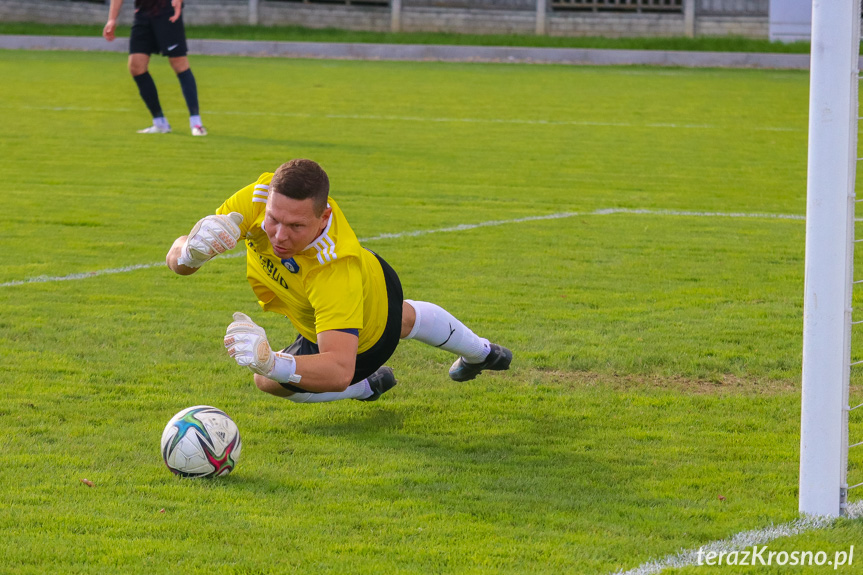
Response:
[800,0,861,517]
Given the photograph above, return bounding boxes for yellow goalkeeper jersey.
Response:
[216,172,389,353]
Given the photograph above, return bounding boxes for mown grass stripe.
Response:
[0,208,804,288]
[2,104,801,132]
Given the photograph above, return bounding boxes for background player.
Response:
[165,159,512,403]
[103,0,206,136]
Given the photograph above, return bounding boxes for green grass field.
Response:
[2,48,863,574]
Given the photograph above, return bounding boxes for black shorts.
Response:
[129,7,188,57]
[279,252,404,392]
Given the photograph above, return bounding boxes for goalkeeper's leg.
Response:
[401,300,490,361]
[254,367,396,403]
[253,334,398,403]
[254,373,373,402]
[401,300,512,381]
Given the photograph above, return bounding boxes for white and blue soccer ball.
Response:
[160,405,242,477]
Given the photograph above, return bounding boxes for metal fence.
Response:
[401,0,536,9]
[551,0,683,12]
[269,0,388,6]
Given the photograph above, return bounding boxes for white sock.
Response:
[189,114,202,128]
[403,300,490,363]
[154,116,169,129]
[285,380,372,403]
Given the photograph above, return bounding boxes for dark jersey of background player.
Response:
[103,0,207,136]
[136,0,168,14]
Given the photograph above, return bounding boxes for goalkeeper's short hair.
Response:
[270,159,330,217]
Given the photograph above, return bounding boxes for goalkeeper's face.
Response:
[264,193,331,259]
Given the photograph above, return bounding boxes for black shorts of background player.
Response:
[103,0,207,136]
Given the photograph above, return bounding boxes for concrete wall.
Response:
[697,0,766,15]
[549,13,685,38]
[260,3,391,31]
[0,0,128,25]
[402,7,535,34]
[188,0,249,26]
[0,0,768,38]
[697,14,767,37]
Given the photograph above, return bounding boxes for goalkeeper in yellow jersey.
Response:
[166,159,511,403]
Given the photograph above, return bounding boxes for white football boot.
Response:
[137,124,171,134]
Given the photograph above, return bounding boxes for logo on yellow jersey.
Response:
[281,258,300,273]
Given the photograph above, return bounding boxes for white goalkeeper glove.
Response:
[224,312,275,375]
[178,212,244,269]
[224,312,300,383]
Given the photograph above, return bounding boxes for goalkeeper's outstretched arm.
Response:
[166,212,244,275]
[166,235,199,275]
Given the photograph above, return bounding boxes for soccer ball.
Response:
[160,405,242,477]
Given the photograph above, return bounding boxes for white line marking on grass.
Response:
[6,105,801,132]
[0,208,804,288]
[612,502,863,575]
[0,262,167,288]
[223,110,725,131]
[598,208,805,220]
